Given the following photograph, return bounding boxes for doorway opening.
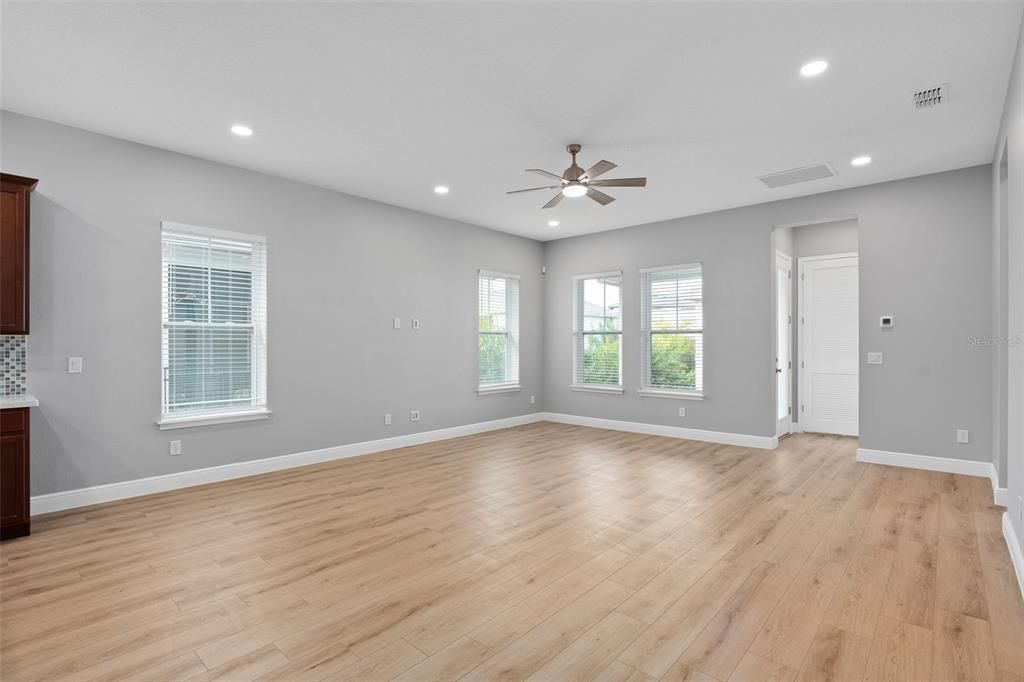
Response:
[772,218,860,437]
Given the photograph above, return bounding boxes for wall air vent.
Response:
[913,84,947,109]
[758,163,836,189]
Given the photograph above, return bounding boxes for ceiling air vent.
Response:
[913,84,947,109]
[758,163,836,189]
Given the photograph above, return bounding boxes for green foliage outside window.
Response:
[479,332,507,384]
[649,333,697,389]
[580,314,621,385]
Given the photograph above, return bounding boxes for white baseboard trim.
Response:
[1003,512,1024,600]
[31,412,545,516]
[856,448,1009,508]
[540,412,778,450]
[993,481,1009,508]
[856,447,994,478]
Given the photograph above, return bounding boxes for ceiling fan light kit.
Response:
[507,143,647,209]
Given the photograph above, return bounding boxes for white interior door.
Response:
[800,254,859,436]
[776,251,792,436]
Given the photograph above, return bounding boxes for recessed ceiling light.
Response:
[230,124,253,137]
[800,60,828,77]
[851,155,872,167]
[434,185,449,195]
[548,220,560,227]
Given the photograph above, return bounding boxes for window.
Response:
[572,272,623,392]
[478,270,519,392]
[640,263,703,397]
[159,223,268,428]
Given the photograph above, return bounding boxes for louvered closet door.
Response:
[801,255,858,436]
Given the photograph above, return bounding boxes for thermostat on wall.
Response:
[880,316,894,329]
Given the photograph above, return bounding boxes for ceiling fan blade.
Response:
[542,192,565,209]
[586,187,616,206]
[507,185,562,194]
[527,169,565,182]
[588,177,647,188]
[582,160,617,180]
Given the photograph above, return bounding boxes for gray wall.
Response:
[994,18,1024,552]
[1,109,999,500]
[775,219,860,425]
[543,166,993,465]
[791,219,859,258]
[1,112,544,496]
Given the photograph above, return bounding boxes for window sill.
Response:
[476,385,522,395]
[636,389,705,401]
[570,385,624,395]
[157,408,272,430]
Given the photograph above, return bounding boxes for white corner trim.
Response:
[855,448,994,478]
[540,412,777,449]
[856,447,1009,508]
[992,479,1009,507]
[157,408,272,430]
[31,412,545,516]
[1003,512,1024,600]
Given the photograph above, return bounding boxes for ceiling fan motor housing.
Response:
[564,144,584,181]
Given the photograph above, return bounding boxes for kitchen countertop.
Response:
[0,395,39,409]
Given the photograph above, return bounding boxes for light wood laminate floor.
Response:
[1,423,1022,681]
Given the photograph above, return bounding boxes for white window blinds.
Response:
[478,270,520,390]
[573,272,623,388]
[161,223,268,417]
[641,263,703,393]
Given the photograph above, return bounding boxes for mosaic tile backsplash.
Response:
[1,335,27,397]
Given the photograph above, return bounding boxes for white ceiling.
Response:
[2,2,1021,240]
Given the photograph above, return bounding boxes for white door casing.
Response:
[776,251,792,437]
[799,254,859,436]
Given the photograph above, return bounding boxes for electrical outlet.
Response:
[410,410,420,422]
[384,413,391,426]
[530,395,535,404]
[678,407,686,417]
[393,317,401,329]
[68,357,83,373]
[866,352,883,365]
[169,440,182,456]
[956,429,969,444]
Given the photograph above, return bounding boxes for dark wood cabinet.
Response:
[1,173,37,335]
[0,408,30,540]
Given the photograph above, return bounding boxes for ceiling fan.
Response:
[507,144,647,209]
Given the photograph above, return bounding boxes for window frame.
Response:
[477,269,521,394]
[638,262,705,400]
[157,221,270,429]
[571,271,624,394]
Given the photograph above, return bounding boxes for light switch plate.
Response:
[412,319,420,329]
[393,318,401,329]
[68,357,83,373]
[957,429,969,444]
[866,352,883,365]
